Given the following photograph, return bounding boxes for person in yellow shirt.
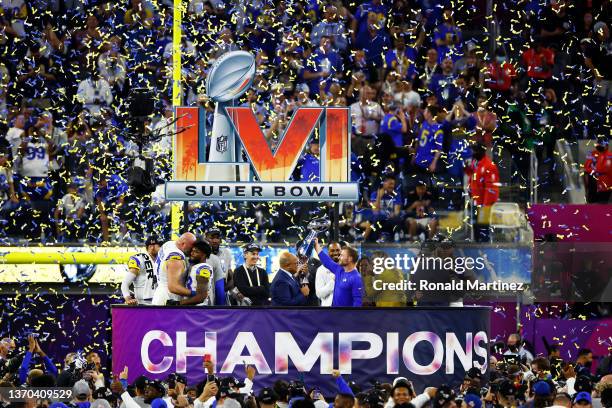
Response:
[124,0,153,28]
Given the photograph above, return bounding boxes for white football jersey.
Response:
[214,247,234,278]
[127,252,157,304]
[186,262,214,305]
[152,241,188,305]
[20,140,50,177]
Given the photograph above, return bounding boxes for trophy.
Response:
[297,217,331,258]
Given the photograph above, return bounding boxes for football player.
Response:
[122,236,162,305]
[152,232,197,305]
[182,240,215,305]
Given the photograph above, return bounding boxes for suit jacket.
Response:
[233,264,270,305]
[270,269,307,306]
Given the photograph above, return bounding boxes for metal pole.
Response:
[170,0,184,240]
[332,202,340,241]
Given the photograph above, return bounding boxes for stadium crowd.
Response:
[0,0,610,244]
[1,334,612,408]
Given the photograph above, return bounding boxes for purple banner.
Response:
[112,307,490,394]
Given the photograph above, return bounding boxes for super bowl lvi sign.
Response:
[165,51,359,202]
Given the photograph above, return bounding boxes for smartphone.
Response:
[312,390,322,400]
[203,354,211,363]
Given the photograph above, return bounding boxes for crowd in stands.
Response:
[0,0,610,244]
[1,334,612,408]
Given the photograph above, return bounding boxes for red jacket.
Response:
[466,155,500,206]
[594,149,612,192]
[522,47,554,79]
[486,61,516,91]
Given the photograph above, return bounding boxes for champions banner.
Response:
[112,307,490,394]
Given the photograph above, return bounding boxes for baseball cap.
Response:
[258,387,279,404]
[147,379,167,395]
[206,227,222,236]
[243,243,262,253]
[533,381,552,396]
[49,404,68,408]
[574,392,592,404]
[596,137,609,147]
[72,380,91,399]
[392,377,412,392]
[151,399,168,408]
[463,393,482,408]
[145,236,163,247]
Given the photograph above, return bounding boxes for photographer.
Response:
[504,334,534,365]
[18,335,58,385]
[85,352,105,389]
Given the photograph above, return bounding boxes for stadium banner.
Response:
[527,204,612,242]
[112,306,490,395]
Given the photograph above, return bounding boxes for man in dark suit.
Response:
[270,251,310,306]
[233,243,270,305]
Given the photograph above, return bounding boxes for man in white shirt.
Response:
[76,70,113,116]
[121,236,162,305]
[350,86,383,157]
[98,36,127,92]
[6,114,25,159]
[315,241,342,306]
[503,333,534,364]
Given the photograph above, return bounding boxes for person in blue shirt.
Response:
[414,105,444,173]
[299,139,320,182]
[313,238,363,307]
[384,36,418,80]
[310,5,348,52]
[368,174,404,241]
[303,36,343,98]
[94,172,129,242]
[355,13,391,68]
[19,335,58,385]
[428,58,458,109]
[434,8,463,62]
[380,102,409,171]
[352,0,388,44]
[380,104,408,165]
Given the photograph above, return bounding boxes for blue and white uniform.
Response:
[126,253,157,304]
[152,241,188,305]
[186,262,214,305]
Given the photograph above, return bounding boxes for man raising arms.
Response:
[314,238,363,307]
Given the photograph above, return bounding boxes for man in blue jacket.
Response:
[270,252,310,306]
[313,238,363,307]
